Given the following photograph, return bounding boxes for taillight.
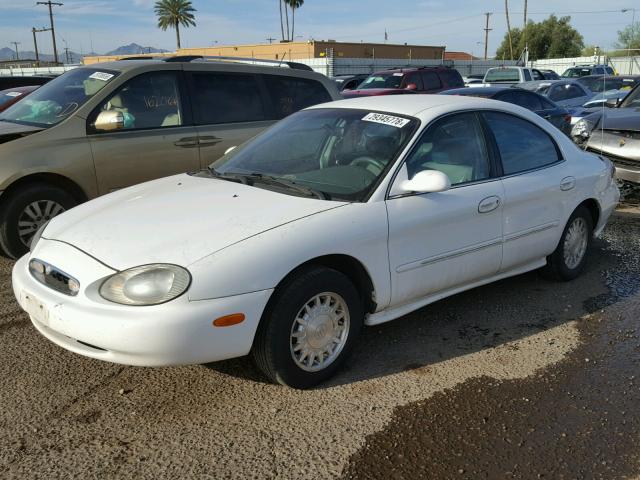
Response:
[564,115,571,123]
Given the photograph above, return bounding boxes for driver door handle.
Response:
[478,195,501,214]
[174,137,199,148]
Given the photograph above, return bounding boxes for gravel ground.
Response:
[0,204,638,479]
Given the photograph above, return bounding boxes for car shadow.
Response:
[205,209,639,389]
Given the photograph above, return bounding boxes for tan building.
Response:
[83,41,445,64]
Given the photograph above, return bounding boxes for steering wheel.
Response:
[350,156,386,176]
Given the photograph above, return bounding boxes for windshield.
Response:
[0,68,119,127]
[358,74,404,89]
[212,108,418,202]
[484,68,520,82]
[620,84,640,108]
[562,67,592,78]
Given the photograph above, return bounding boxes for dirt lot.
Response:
[0,204,639,479]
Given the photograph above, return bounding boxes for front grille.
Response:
[29,259,80,296]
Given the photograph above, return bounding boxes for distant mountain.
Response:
[105,43,169,56]
[0,43,168,64]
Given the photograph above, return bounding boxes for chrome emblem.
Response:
[619,138,626,147]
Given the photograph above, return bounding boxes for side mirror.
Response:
[94,110,124,132]
[405,83,418,91]
[224,146,237,155]
[400,170,451,194]
[605,97,620,108]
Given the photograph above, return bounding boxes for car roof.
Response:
[308,94,520,120]
[372,66,451,75]
[441,86,512,95]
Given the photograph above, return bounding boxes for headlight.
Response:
[30,221,49,252]
[571,118,594,140]
[99,264,191,306]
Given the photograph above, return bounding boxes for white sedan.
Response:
[13,95,619,389]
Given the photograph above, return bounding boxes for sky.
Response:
[0,0,636,57]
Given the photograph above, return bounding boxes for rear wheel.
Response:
[0,184,77,259]
[543,206,593,281]
[252,266,363,389]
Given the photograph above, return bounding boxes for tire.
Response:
[0,183,77,259]
[252,266,364,389]
[543,206,593,281]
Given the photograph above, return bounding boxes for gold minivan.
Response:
[0,57,340,258]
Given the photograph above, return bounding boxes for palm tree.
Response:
[154,0,196,50]
[286,0,304,41]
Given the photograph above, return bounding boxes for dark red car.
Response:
[342,66,464,98]
[0,86,39,113]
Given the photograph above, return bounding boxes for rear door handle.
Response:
[560,176,576,191]
[478,195,501,213]
[174,137,199,148]
[198,136,223,146]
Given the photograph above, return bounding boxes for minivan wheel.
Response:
[0,184,77,259]
[543,206,593,281]
[252,266,363,389]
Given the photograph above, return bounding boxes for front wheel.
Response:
[543,206,593,281]
[0,183,77,259]
[252,266,363,389]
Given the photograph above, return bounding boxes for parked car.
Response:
[562,65,615,78]
[519,79,593,108]
[0,86,39,113]
[575,74,640,94]
[540,69,561,80]
[441,86,572,135]
[479,66,546,86]
[463,74,485,86]
[342,66,464,98]
[571,83,640,183]
[0,75,55,90]
[331,74,369,91]
[14,95,619,389]
[0,57,340,258]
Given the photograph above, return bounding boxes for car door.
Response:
[386,112,504,306]
[481,111,570,272]
[184,69,275,167]
[87,69,200,195]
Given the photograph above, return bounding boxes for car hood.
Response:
[0,120,43,144]
[43,173,348,270]
[591,108,640,132]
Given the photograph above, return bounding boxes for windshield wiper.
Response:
[233,172,330,200]
[207,167,251,185]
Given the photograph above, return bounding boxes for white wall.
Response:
[531,55,640,75]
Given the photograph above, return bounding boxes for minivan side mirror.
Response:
[224,146,237,155]
[400,170,451,194]
[405,83,418,91]
[94,111,124,132]
[605,97,620,108]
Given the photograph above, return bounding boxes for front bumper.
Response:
[12,242,273,367]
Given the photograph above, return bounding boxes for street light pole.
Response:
[37,1,63,65]
[11,41,20,61]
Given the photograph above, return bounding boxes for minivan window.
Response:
[95,71,183,130]
[262,75,333,119]
[0,68,119,128]
[358,74,403,90]
[483,111,561,175]
[190,72,266,125]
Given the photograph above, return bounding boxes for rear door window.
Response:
[262,75,332,119]
[189,72,266,125]
[421,71,442,90]
[403,72,423,90]
[523,69,532,81]
[440,69,464,87]
[483,111,561,175]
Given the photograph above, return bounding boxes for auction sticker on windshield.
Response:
[89,71,115,82]
[362,112,410,128]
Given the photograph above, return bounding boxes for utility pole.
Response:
[37,1,63,65]
[483,12,492,60]
[64,47,71,64]
[523,0,528,46]
[266,37,276,44]
[32,27,49,66]
[11,42,20,61]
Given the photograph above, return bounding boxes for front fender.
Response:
[187,202,391,309]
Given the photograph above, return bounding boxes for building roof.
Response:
[443,51,476,61]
